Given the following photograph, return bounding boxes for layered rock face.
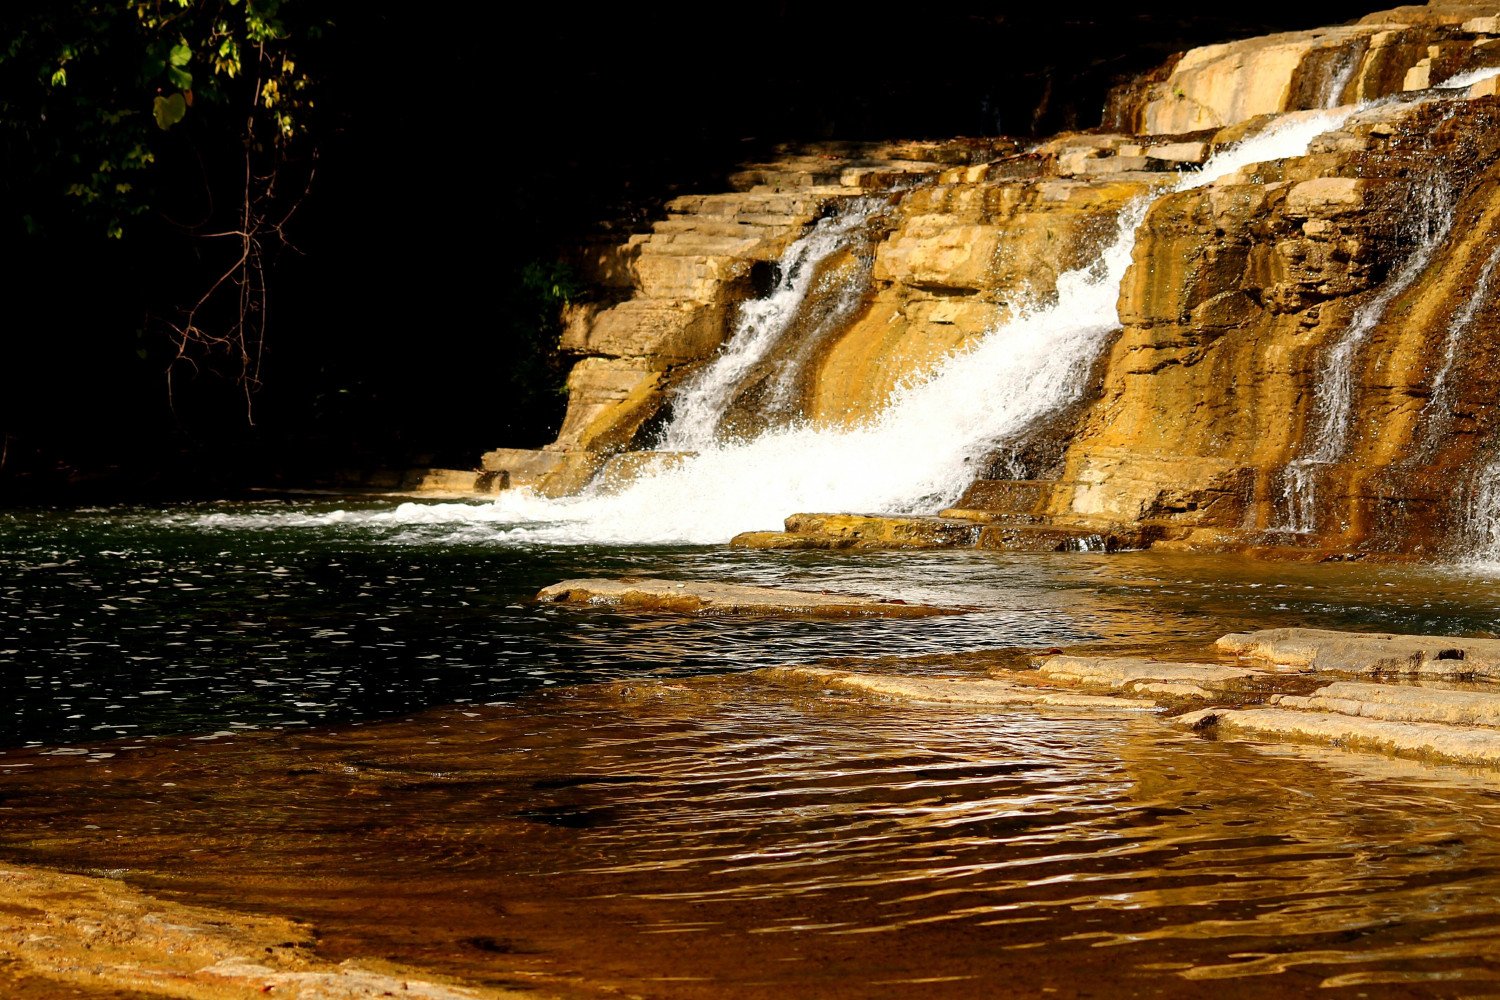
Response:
[486,1,1500,559]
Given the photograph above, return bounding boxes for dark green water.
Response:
[6,499,1500,748]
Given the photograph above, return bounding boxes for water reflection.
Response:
[5,677,1500,996]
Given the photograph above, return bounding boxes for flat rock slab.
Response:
[1178,707,1500,769]
[1218,627,1500,678]
[536,578,964,617]
[0,863,510,999]
[760,665,1159,711]
[1274,681,1500,728]
[1034,655,1266,693]
[732,513,981,550]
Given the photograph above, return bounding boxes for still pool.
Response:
[5,498,1500,996]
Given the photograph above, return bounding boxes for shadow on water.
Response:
[5,681,1500,996]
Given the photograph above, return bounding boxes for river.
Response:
[6,499,1500,996]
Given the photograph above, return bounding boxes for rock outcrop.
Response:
[477,1,1500,560]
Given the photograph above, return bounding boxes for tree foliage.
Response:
[0,1,329,417]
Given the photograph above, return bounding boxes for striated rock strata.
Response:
[480,1,1500,560]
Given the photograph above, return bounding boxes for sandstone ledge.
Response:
[755,628,1500,772]
[1218,627,1500,678]
[0,863,520,999]
[1178,706,1500,769]
[535,577,964,617]
[731,512,1150,553]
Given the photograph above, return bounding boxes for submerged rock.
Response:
[1217,627,1500,677]
[759,665,1159,711]
[1178,705,1500,769]
[534,577,964,617]
[1034,654,1269,698]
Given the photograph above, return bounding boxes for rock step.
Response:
[1273,681,1500,728]
[666,193,831,217]
[951,479,1062,514]
[400,468,501,495]
[935,508,1045,525]
[1034,655,1268,700]
[730,512,1151,552]
[535,578,964,617]
[728,168,844,189]
[976,523,1142,553]
[731,514,981,551]
[1219,627,1500,679]
[640,234,765,255]
[759,666,1159,711]
[1178,706,1500,770]
[650,218,788,238]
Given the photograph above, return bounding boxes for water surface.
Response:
[7,499,1500,997]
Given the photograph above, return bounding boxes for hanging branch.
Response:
[155,13,319,425]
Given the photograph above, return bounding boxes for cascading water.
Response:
[1421,243,1500,455]
[660,198,885,451]
[1268,64,1500,533]
[1319,47,1361,109]
[1279,175,1456,533]
[256,108,1361,546]
[1463,467,1500,566]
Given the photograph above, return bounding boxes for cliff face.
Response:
[483,1,1500,559]
[1059,97,1500,557]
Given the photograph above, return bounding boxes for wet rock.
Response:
[0,863,505,999]
[731,514,981,550]
[1217,627,1500,677]
[1034,655,1267,695]
[1177,705,1500,769]
[402,467,501,496]
[1272,680,1500,725]
[535,577,964,617]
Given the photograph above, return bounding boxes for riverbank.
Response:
[0,863,528,999]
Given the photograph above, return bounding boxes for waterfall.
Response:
[1452,245,1500,564]
[1421,243,1500,454]
[383,110,1360,546]
[1319,47,1361,109]
[660,198,885,451]
[216,102,1369,545]
[1279,176,1456,533]
[478,198,1150,544]
[1463,467,1500,565]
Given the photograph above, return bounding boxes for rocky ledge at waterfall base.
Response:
[755,626,1500,771]
[409,0,1500,563]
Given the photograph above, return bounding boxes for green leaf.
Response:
[152,92,186,129]
[167,64,192,90]
[169,42,192,66]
